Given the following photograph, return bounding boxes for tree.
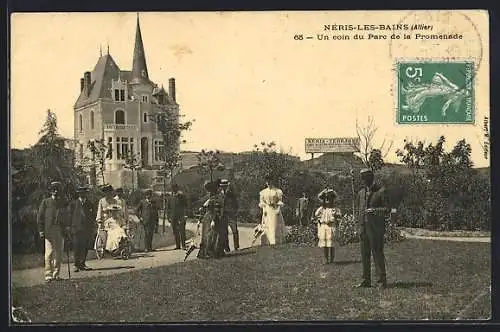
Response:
[355,116,393,172]
[86,138,109,185]
[123,151,141,191]
[26,109,84,202]
[148,109,193,233]
[395,136,480,230]
[196,149,225,182]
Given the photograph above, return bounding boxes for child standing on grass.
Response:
[314,188,341,264]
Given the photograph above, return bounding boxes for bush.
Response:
[285,214,406,246]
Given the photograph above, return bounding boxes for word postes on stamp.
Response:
[397,61,474,124]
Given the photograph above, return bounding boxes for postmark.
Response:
[396,61,474,124]
[388,11,483,125]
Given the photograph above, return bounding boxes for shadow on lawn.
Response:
[90,266,135,271]
[334,260,361,265]
[387,281,433,289]
[225,249,257,258]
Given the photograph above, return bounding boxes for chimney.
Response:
[84,71,92,96]
[168,78,176,102]
[80,78,85,92]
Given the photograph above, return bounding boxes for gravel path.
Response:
[11,221,255,288]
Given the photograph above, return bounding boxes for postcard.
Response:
[10,10,490,323]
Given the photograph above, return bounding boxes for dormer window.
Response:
[114,89,125,101]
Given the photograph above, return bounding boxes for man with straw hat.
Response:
[37,181,67,282]
[354,168,390,289]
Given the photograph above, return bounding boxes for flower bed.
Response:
[285,214,406,246]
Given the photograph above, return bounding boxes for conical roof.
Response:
[130,14,150,85]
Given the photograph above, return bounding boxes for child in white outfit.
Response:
[314,188,341,264]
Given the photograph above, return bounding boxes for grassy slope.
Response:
[12,239,490,322]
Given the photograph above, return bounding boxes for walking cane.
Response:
[66,234,71,279]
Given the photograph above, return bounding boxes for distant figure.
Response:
[136,189,160,252]
[167,184,188,250]
[354,168,390,289]
[219,179,240,251]
[296,192,310,226]
[113,188,129,227]
[67,186,94,272]
[259,174,288,246]
[37,181,68,282]
[314,188,341,264]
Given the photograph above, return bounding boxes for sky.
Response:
[10,11,490,167]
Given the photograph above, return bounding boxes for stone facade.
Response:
[73,15,180,190]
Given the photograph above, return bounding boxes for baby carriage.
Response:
[94,205,133,260]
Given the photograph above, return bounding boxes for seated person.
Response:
[102,205,128,252]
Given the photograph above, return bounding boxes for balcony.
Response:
[104,124,137,131]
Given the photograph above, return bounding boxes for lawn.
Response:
[11,239,491,322]
[11,229,194,271]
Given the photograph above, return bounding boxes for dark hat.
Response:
[318,188,337,200]
[76,186,90,194]
[360,168,373,175]
[49,181,62,191]
[115,187,123,193]
[106,204,122,212]
[204,180,219,194]
[101,184,114,193]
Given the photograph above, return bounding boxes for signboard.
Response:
[305,137,360,153]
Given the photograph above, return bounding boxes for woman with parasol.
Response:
[196,179,228,259]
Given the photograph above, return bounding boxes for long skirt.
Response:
[261,207,288,246]
[197,212,227,259]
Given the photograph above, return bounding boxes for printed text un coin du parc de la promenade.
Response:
[311,24,464,41]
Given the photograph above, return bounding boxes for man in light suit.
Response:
[354,168,390,289]
[68,186,94,272]
[37,182,68,282]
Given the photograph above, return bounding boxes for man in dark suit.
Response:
[219,179,240,251]
[136,189,159,252]
[37,181,68,282]
[68,186,94,272]
[354,168,390,289]
[167,184,188,250]
[296,192,310,226]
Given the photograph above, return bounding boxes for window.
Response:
[115,110,125,124]
[143,112,148,123]
[121,137,129,157]
[154,140,165,161]
[114,137,135,160]
[120,89,125,101]
[114,89,120,101]
[106,137,113,159]
[142,95,148,103]
[79,114,83,132]
[116,137,121,160]
[90,111,94,130]
[79,144,84,159]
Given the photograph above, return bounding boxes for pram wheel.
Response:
[120,247,131,260]
[96,248,104,260]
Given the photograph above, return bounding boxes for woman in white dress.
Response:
[102,205,128,252]
[259,175,288,246]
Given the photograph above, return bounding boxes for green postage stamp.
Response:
[397,61,474,124]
